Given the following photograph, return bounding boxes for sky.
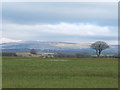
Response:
[1,2,118,44]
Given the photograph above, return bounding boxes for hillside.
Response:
[1,41,118,54]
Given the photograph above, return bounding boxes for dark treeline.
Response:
[54,53,92,58]
[2,52,17,57]
[54,53,119,58]
[1,52,120,58]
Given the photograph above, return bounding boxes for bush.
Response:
[30,49,37,54]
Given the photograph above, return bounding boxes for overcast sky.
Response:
[2,2,118,44]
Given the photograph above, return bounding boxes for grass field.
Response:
[2,57,118,88]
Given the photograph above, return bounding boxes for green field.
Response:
[2,57,118,88]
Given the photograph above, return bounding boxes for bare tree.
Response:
[90,41,109,57]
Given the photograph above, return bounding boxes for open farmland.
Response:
[2,57,118,88]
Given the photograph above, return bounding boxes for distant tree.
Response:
[90,41,109,57]
[30,49,37,54]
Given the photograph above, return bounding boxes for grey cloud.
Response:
[2,2,118,44]
[2,2,117,26]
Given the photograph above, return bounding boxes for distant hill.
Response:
[1,41,118,54]
[1,41,90,49]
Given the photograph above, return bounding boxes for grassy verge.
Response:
[2,57,118,88]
